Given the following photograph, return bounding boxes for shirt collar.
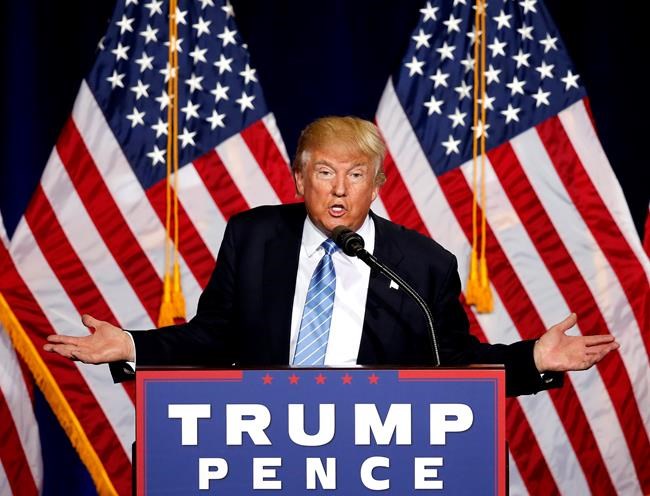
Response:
[303,214,373,258]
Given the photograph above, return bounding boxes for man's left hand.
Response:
[533,313,619,373]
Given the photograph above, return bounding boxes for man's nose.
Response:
[332,173,347,196]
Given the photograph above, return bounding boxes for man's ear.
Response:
[293,168,305,197]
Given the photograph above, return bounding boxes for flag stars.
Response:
[218,26,238,47]
[116,15,135,34]
[130,80,150,100]
[342,374,352,385]
[512,49,531,68]
[174,7,188,25]
[561,70,580,90]
[454,80,472,100]
[460,54,475,73]
[126,107,145,127]
[144,0,163,16]
[189,46,208,64]
[106,70,125,89]
[155,90,171,110]
[185,73,204,93]
[239,64,258,84]
[412,29,432,49]
[214,54,234,74]
[466,29,481,46]
[536,61,554,79]
[160,62,177,83]
[501,104,521,123]
[178,127,197,148]
[236,91,256,111]
[111,42,130,61]
[419,2,439,22]
[539,33,558,53]
[436,41,456,61]
[493,9,512,29]
[423,95,443,115]
[315,374,327,385]
[448,108,467,128]
[443,14,462,34]
[135,52,154,72]
[368,374,379,385]
[289,374,299,385]
[146,145,165,166]
[192,16,212,37]
[210,82,229,102]
[199,0,215,8]
[442,135,461,155]
[151,118,168,137]
[181,100,200,120]
[488,38,507,57]
[139,24,158,43]
[222,1,235,18]
[405,56,425,76]
[479,94,495,110]
[472,121,490,139]
[485,64,501,84]
[164,36,183,53]
[262,373,273,384]
[206,110,226,130]
[429,69,449,88]
[506,76,526,96]
[519,0,537,14]
[532,87,551,107]
[517,24,534,40]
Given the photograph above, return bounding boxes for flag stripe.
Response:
[193,149,250,220]
[537,116,650,355]
[240,119,297,203]
[217,133,281,207]
[174,164,227,259]
[0,389,38,496]
[487,142,634,492]
[9,222,134,462]
[1,248,131,495]
[40,150,156,331]
[438,168,608,494]
[23,185,137,406]
[145,180,215,289]
[379,150,429,237]
[560,102,650,275]
[462,298,560,495]
[262,113,290,164]
[56,117,161,324]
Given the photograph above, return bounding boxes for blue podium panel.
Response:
[137,368,505,495]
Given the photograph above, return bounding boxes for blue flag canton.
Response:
[393,0,586,176]
[86,0,268,190]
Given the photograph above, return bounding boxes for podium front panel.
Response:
[137,368,505,494]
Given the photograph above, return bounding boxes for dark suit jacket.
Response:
[125,203,561,396]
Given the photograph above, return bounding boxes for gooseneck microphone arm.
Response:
[332,226,441,367]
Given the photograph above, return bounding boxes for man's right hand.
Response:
[44,314,135,364]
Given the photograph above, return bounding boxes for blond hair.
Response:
[293,116,387,186]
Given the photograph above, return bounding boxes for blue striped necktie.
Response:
[292,239,338,366]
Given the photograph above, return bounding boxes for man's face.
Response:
[294,146,379,235]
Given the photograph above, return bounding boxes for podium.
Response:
[136,367,505,494]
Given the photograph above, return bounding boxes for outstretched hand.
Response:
[44,314,135,364]
[533,313,619,373]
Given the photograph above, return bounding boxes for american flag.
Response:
[0,0,292,494]
[0,214,42,496]
[0,0,648,495]
[374,0,650,494]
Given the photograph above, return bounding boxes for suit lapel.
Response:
[261,204,305,363]
[358,212,406,364]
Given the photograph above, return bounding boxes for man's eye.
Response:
[350,172,364,180]
[317,170,333,178]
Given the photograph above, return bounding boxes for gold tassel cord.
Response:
[0,293,117,495]
[466,0,493,313]
[158,0,186,326]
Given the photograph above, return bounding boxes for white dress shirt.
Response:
[289,215,375,366]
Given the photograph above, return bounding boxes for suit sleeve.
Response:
[432,255,563,397]
[121,219,240,372]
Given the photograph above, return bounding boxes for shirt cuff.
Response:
[125,331,136,370]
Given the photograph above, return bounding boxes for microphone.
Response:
[330,226,441,367]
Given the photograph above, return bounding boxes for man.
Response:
[44,116,618,396]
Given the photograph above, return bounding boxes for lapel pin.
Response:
[389,280,400,290]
